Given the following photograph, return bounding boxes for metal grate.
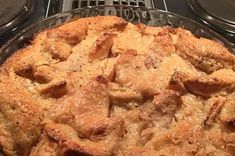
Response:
[62,0,155,12]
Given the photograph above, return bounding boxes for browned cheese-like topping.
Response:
[0,16,235,156]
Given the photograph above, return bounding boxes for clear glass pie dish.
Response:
[0,5,234,65]
[0,6,235,155]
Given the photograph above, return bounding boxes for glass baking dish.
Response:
[0,5,234,65]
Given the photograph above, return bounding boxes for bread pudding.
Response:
[0,16,235,156]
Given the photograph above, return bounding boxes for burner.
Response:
[187,0,235,41]
[0,0,34,37]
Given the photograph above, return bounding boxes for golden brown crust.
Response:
[219,92,235,123]
[88,33,114,61]
[29,134,62,156]
[174,28,235,73]
[0,16,235,156]
[179,69,235,97]
[0,76,43,155]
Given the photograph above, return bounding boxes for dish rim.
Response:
[0,5,234,61]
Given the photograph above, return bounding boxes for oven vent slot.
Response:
[62,0,154,11]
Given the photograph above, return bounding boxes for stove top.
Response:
[187,0,235,43]
[0,0,235,47]
[0,0,47,47]
[0,0,30,26]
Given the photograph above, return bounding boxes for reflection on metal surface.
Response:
[45,0,52,17]
[162,0,168,12]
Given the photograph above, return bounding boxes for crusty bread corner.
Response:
[0,16,235,156]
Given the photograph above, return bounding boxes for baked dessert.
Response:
[0,16,235,156]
